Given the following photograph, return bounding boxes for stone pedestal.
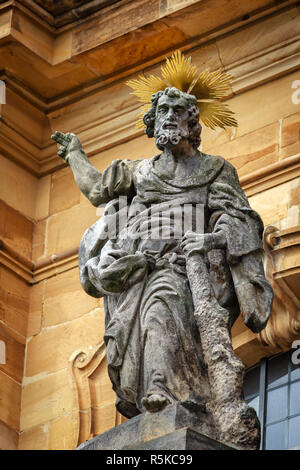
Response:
[77,402,237,450]
[125,427,234,450]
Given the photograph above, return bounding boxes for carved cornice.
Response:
[241,154,300,197]
[0,2,299,177]
[24,0,123,29]
[0,240,33,283]
[0,240,78,284]
[9,0,298,36]
[1,11,298,113]
[0,34,299,177]
[33,248,79,283]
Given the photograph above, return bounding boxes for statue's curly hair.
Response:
[143,87,202,149]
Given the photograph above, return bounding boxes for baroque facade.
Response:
[0,0,299,450]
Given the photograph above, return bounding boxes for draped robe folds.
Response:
[78,153,273,418]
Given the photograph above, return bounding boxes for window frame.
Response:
[244,350,300,450]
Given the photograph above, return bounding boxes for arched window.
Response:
[244,349,300,449]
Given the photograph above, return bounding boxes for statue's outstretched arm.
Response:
[51,131,102,206]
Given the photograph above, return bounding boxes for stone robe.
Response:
[78,153,272,418]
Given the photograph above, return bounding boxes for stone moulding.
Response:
[240,153,300,197]
[69,341,124,448]
[1,43,299,177]
[0,239,33,283]
[0,240,78,283]
[3,0,298,58]
[33,248,79,283]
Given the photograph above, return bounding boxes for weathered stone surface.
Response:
[0,369,21,430]
[0,419,18,450]
[32,220,46,262]
[43,268,99,326]
[281,112,300,160]
[78,402,216,450]
[48,414,77,450]
[0,322,25,382]
[217,8,300,67]
[20,369,73,430]
[204,122,279,177]
[27,282,43,337]
[0,155,38,220]
[25,308,104,376]
[50,166,81,216]
[249,178,300,228]
[0,200,33,260]
[229,70,300,139]
[0,267,29,337]
[18,424,49,450]
[46,203,98,255]
[35,175,51,221]
[91,403,117,437]
[88,357,114,407]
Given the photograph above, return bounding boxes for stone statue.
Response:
[51,54,273,450]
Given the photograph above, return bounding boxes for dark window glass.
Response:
[244,349,300,450]
[267,353,289,390]
[266,385,288,424]
[265,421,287,450]
[290,360,300,381]
[244,366,260,399]
[288,415,300,449]
[289,380,300,416]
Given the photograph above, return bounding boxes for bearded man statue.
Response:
[52,63,273,450]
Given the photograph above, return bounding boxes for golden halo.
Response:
[126,50,237,130]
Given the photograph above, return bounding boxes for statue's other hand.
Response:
[181,231,212,257]
[181,230,226,257]
[51,131,83,163]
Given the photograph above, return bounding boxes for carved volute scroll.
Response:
[69,342,125,448]
[259,225,300,351]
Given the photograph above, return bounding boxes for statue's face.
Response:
[154,94,190,149]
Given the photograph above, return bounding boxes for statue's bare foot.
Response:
[142,394,171,412]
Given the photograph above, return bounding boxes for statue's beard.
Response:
[154,128,189,150]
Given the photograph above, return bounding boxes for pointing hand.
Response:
[51,131,83,163]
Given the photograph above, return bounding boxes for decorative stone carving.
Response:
[259,225,300,351]
[69,341,124,447]
[52,82,273,449]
